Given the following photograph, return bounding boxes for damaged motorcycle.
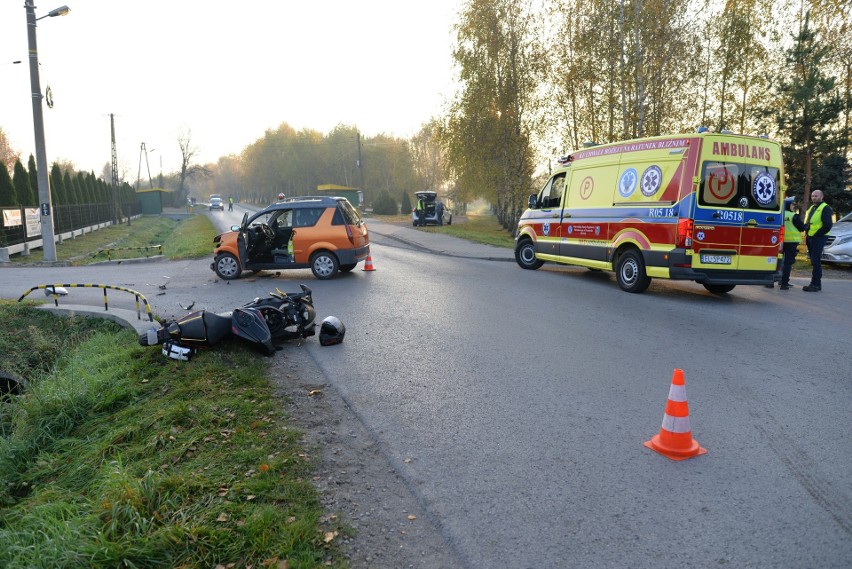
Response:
[139,285,317,359]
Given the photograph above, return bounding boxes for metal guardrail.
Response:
[17,284,155,322]
[92,245,163,261]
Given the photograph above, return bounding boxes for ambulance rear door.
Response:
[694,160,782,273]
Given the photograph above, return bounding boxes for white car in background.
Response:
[822,212,852,265]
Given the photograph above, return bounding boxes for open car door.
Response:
[236,212,250,268]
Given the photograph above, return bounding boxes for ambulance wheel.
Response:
[616,250,651,293]
[703,283,736,294]
[515,239,543,270]
[214,253,242,280]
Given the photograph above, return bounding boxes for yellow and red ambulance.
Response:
[515,132,785,293]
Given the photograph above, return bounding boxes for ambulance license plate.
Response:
[700,254,732,265]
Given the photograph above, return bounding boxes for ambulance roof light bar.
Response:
[697,126,710,133]
[556,155,573,165]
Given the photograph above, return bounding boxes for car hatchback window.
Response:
[332,201,362,226]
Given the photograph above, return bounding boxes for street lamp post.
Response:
[25,2,70,263]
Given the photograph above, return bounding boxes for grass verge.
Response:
[369,212,516,249]
[0,302,345,568]
[11,215,217,265]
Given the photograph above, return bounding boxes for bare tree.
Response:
[0,127,21,171]
[177,129,211,203]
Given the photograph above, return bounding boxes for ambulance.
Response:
[515,131,784,293]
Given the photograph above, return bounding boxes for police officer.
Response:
[803,189,833,292]
[777,197,805,290]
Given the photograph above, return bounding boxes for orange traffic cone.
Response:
[643,369,707,460]
[361,255,376,271]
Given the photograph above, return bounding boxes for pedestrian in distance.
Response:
[802,189,833,292]
[228,196,234,212]
[776,197,805,290]
[415,196,426,226]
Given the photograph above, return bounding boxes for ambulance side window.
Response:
[539,173,566,209]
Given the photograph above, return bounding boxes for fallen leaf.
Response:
[407,515,417,521]
[308,389,322,397]
[216,513,229,522]
[323,531,338,543]
[259,463,270,473]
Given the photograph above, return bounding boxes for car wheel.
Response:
[214,253,242,280]
[339,263,357,272]
[703,283,736,294]
[616,250,651,293]
[515,238,544,270]
[310,251,339,280]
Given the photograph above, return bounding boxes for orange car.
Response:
[211,196,370,280]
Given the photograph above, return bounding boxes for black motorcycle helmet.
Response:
[319,316,345,346]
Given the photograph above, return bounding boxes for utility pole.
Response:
[26,0,60,262]
[110,113,119,224]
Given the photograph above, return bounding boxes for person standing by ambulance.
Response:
[778,197,805,290]
[803,189,833,292]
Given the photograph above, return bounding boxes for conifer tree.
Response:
[13,160,34,206]
[0,161,16,206]
[761,12,843,212]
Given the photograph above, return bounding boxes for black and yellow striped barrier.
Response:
[18,284,155,322]
[92,245,163,261]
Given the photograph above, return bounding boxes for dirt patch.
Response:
[268,347,464,569]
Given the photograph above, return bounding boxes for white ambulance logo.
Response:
[771,235,778,244]
[618,168,638,198]
[752,172,776,206]
[696,231,705,241]
[640,165,663,197]
[542,222,550,236]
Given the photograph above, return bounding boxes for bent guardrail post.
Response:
[17,284,155,322]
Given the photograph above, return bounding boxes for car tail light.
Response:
[676,218,693,248]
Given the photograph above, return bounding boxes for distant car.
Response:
[211,196,370,280]
[412,191,452,226]
[822,212,852,265]
[209,195,224,211]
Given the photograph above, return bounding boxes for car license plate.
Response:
[700,254,732,265]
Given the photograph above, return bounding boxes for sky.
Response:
[0,0,461,182]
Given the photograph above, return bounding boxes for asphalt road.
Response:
[1,212,850,568]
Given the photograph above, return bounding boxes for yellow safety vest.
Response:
[784,210,802,243]
[806,203,827,237]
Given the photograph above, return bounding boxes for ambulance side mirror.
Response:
[528,194,538,209]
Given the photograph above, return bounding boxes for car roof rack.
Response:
[279,196,339,204]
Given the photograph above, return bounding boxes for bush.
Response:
[400,191,412,215]
[372,190,398,215]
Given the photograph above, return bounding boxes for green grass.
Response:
[11,215,217,265]
[369,212,516,249]
[0,302,346,568]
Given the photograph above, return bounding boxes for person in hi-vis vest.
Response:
[803,190,833,292]
[777,197,805,290]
